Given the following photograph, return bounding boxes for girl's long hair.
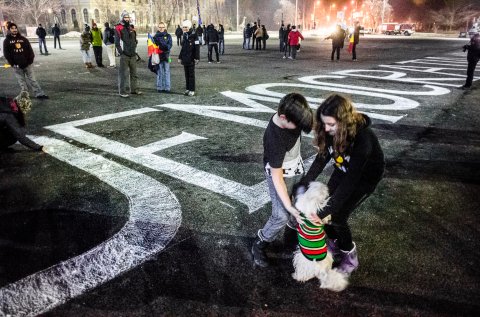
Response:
[314,94,365,156]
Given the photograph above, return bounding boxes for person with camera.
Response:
[462,33,480,89]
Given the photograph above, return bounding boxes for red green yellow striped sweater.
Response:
[296,215,328,261]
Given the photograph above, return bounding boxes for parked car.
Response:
[399,23,415,36]
[360,28,374,35]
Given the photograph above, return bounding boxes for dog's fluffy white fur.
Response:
[292,182,349,292]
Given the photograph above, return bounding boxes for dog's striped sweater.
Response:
[296,215,328,261]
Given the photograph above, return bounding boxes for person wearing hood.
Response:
[178,20,200,96]
[3,22,49,99]
[297,94,385,276]
[175,25,183,46]
[115,11,141,97]
[287,25,304,60]
[91,22,104,67]
[80,25,94,68]
[0,91,45,151]
[205,24,220,63]
[153,22,173,93]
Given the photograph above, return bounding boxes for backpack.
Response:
[108,28,115,44]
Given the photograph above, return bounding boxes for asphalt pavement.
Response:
[0,34,479,317]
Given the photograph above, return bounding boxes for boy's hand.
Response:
[286,205,304,224]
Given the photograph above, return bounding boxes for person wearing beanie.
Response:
[115,11,142,97]
[178,20,200,96]
[80,25,94,68]
[35,23,48,55]
[91,22,104,67]
[3,22,49,99]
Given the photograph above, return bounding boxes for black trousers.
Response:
[323,171,376,251]
[177,36,181,46]
[252,36,256,49]
[183,64,195,91]
[352,43,358,60]
[465,57,479,87]
[255,37,262,50]
[208,43,219,62]
[92,46,103,66]
[331,46,340,60]
[54,36,61,49]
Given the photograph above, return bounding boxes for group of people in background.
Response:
[325,21,362,62]
[242,22,269,50]
[279,23,304,60]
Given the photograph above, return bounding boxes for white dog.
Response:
[291,181,349,292]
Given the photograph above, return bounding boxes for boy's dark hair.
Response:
[277,93,313,133]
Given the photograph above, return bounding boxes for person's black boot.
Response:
[251,237,269,267]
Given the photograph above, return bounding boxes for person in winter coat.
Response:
[261,25,268,50]
[279,24,285,52]
[218,24,225,55]
[282,24,291,58]
[178,20,200,96]
[103,22,116,67]
[296,94,385,276]
[461,33,480,89]
[254,24,263,50]
[175,25,183,46]
[80,25,94,69]
[244,23,252,49]
[3,22,48,99]
[287,25,304,60]
[352,21,362,61]
[52,23,62,49]
[326,24,346,61]
[153,22,173,92]
[205,24,220,63]
[0,92,45,152]
[195,24,204,45]
[251,22,258,49]
[91,23,104,67]
[35,24,48,55]
[115,11,141,97]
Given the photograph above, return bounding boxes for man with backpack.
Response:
[103,22,116,68]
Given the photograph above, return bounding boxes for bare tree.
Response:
[363,0,392,31]
[429,1,480,31]
[274,0,296,26]
[7,0,62,26]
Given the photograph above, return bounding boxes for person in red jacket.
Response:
[287,25,304,60]
[3,22,48,99]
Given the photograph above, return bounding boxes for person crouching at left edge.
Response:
[251,93,313,268]
[3,22,49,99]
[0,92,45,152]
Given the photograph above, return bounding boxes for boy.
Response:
[252,93,313,267]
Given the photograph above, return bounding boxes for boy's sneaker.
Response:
[188,91,195,96]
[283,56,286,59]
[216,61,221,64]
[119,94,129,98]
[288,56,293,59]
[131,91,142,95]
[184,90,190,96]
[251,237,269,268]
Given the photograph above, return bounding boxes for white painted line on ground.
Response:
[0,136,182,317]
